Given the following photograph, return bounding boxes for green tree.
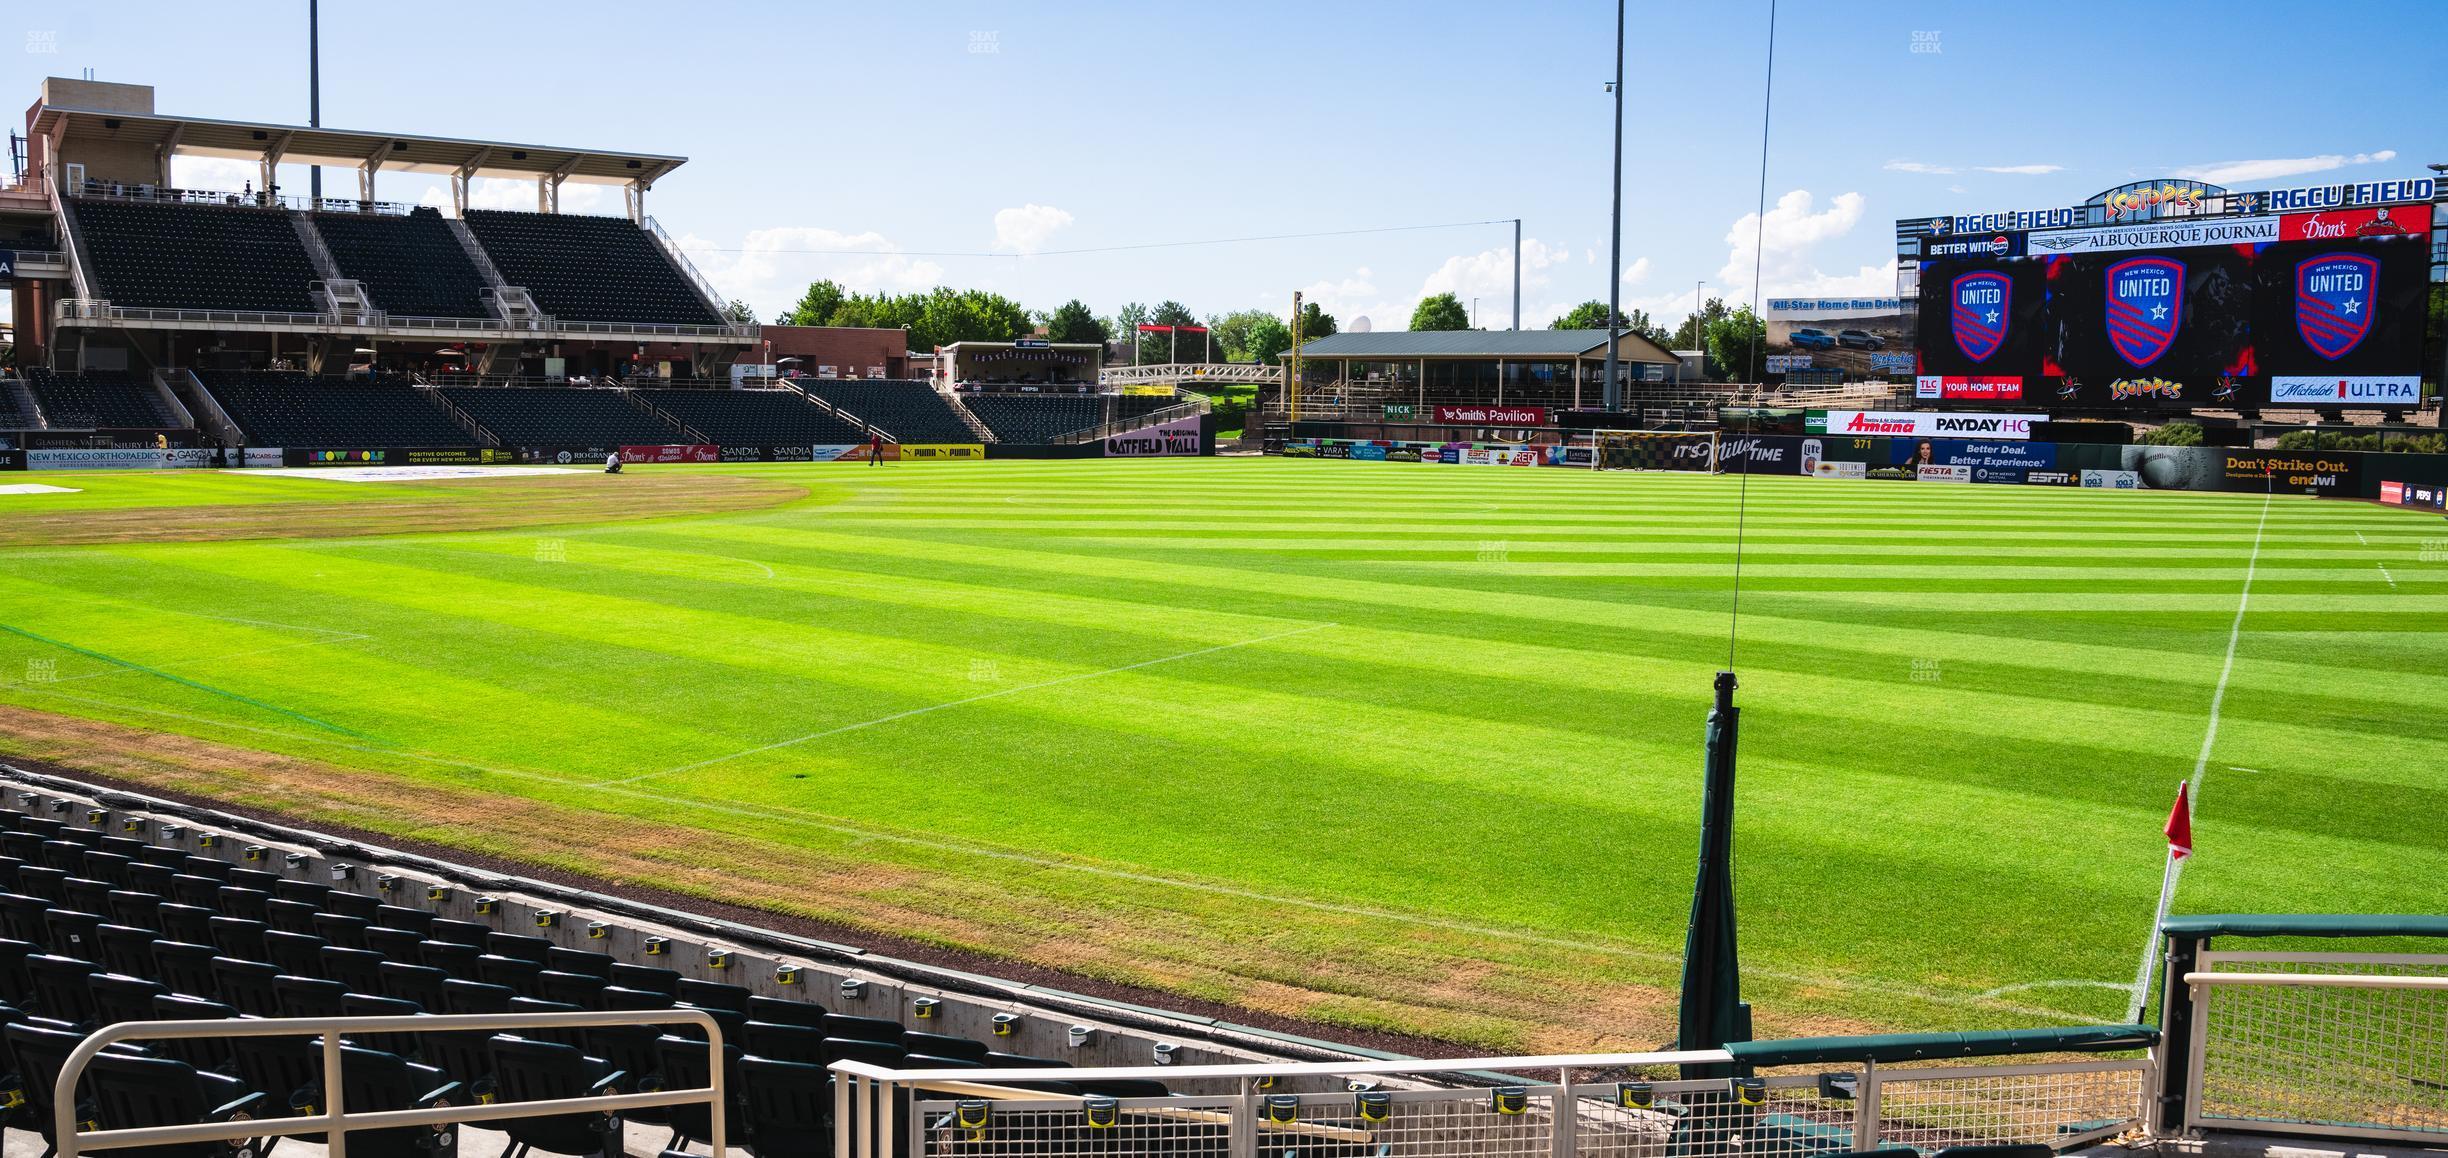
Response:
[1703,305,1767,380]
[720,299,758,326]
[913,287,1031,350]
[1208,309,1281,362]
[1242,314,1293,365]
[1045,299,1108,344]
[1409,292,1471,331]
[2142,422,2205,446]
[1550,301,1670,345]
[779,279,845,327]
[1295,301,1337,341]
[1670,296,1731,353]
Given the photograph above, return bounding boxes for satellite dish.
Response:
[1350,316,1373,333]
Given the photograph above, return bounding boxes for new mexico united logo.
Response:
[1949,271,2010,363]
[2294,252,2378,361]
[2105,256,2183,369]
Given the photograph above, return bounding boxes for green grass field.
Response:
[0,458,2441,1050]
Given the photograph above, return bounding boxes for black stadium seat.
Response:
[793,380,977,443]
[462,209,723,326]
[439,387,686,447]
[963,394,1106,444]
[64,196,320,312]
[636,388,867,446]
[312,207,493,319]
[198,373,479,449]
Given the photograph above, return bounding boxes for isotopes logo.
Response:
[1950,271,2011,363]
[2294,252,2378,360]
[2105,256,2183,369]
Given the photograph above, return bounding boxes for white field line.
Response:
[31,635,374,687]
[0,680,2107,1025]
[2355,530,2368,546]
[2378,563,2397,588]
[2123,482,2272,1022]
[600,622,1339,786]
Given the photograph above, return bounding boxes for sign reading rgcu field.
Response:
[1806,410,2043,439]
[1433,405,1547,426]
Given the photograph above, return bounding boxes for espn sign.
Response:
[1915,375,2024,401]
[1806,410,2043,440]
[1432,405,1548,426]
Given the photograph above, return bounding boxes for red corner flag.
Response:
[2165,782,2194,861]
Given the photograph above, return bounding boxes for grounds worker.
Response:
[604,451,623,474]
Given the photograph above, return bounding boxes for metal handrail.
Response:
[51,298,753,341]
[2183,971,2448,991]
[831,1047,1732,1088]
[57,1008,727,1158]
[1055,397,1209,445]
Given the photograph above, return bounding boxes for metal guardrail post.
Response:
[323,1029,349,1158]
[1230,1076,1258,1158]
[1851,1059,1881,1152]
[2156,931,2203,1133]
[1551,1067,1576,1158]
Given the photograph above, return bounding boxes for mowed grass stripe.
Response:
[0,459,2441,1039]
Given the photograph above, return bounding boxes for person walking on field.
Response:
[868,433,884,466]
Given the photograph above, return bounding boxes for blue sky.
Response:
[26,0,2448,331]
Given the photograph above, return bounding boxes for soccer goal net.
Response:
[1593,430,1719,472]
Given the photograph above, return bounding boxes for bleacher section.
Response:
[24,368,183,429]
[65,198,321,313]
[200,374,477,448]
[638,389,867,446]
[0,384,32,430]
[312,208,494,319]
[964,395,1104,444]
[461,210,721,326]
[1111,394,1180,424]
[796,380,976,443]
[441,387,685,446]
[0,800,1165,1158]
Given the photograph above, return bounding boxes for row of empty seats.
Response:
[439,388,687,446]
[198,374,479,448]
[311,207,495,319]
[0,804,1159,1158]
[25,368,186,429]
[66,198,323,314]
[963,395,1104,443]
[462,210,722,327]
[637,389,868,445]
[796,381,976,443]
[63,197,726,327]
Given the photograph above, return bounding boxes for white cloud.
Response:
[991,203,1074,252]
[1974,163,2063,175]
[169,157,259,190]
[2169,150,2396,186]
[1621,256,1652,286]
[407,177,609,215]
[679,225,945,320]
[1411,237,1571,329]
[1884,160,1956,175]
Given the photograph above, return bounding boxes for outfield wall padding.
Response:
[1727,1024,2159,1067]
[2161,913,2448,940]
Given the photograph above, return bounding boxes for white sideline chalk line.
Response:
[1979,978,2134,999]
[601,622,1340,785]
[0,679,2107,1025]
[2378,563,2397,589]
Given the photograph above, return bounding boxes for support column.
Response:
[452,149,491,217]
[624,181,646,224]
[359,139,393,204]
[260,132,292,201]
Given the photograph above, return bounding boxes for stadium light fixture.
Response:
[1603,0,1626,410]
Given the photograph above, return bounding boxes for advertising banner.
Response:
[1433,405,1547,426]
[2268,377,2422,406]
[29,448,217,470]
[899,443,987,461]
[2025,216,2280,256]
[2109,445,2361,496]
[1806,410,2043,440]
[1892,438,2059,484]
[1915,376,2026,401]
[1714,435,1809,475]
[2277,203,2431,242]
[1597,432,1718,471]
[2046,377,2244,409]
[1917,464,1972,482]
[1103,416,1202,457]
[1918,232,2025,260]
[1763,297,1906,378]
[620,444,721,464]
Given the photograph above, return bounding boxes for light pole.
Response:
[307,0,321,204]
[1602,0,1625,410]
[1472,297,1480,328]
[1512,218,1522,330]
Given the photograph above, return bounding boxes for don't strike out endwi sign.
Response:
[1433,405,1548,425]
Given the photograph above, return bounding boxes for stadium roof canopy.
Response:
[31,104,686,186]
[1294,329,1679,363]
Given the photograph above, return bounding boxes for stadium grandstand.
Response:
[0,77,1211,460]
